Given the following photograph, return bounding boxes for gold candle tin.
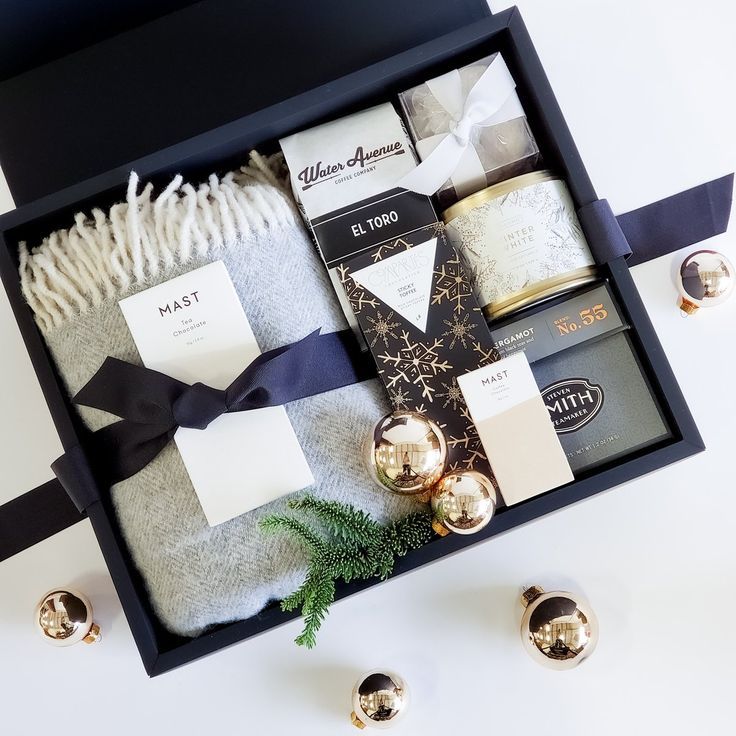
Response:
[443,171,596,320]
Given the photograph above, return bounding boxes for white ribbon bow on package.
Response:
[399,55,524,199]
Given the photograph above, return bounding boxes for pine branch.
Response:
[259,515,324,554]
[368,541,396,580]
[261,499,435,647]
[321,544,373,583]
[385,512,435,556]
[294,569,335,649]
[280,579,309,612]
[288,495,376,545]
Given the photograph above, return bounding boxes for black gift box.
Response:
[0,1,703,675]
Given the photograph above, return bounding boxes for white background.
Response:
[1,1,735,733]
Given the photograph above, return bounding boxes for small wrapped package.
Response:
[398,53,540,208]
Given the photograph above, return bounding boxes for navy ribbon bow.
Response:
[52,329,376,511]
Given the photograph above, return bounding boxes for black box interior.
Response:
[0,5,703,675]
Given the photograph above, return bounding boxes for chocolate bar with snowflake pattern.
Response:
[333,225,499,477]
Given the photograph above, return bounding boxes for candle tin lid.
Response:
[442,169,597,320]
[442,169,558,222]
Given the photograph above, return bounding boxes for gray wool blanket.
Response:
[19,154,422,637]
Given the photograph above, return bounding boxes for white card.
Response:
[350,237,437,333]
[457,352,543,419]
[119,261,314,526]
[458,352,573,506]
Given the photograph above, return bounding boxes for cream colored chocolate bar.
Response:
[458,352,573,505]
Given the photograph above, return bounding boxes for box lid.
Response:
[0,0,491,206]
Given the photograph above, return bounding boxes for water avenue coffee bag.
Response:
[280,104,433,337]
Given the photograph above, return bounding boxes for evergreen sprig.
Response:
[261,495,434,648]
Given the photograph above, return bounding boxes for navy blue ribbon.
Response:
[580,173,734,266]
[52,328,376,511]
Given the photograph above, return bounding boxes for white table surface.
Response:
[1,1,735,733]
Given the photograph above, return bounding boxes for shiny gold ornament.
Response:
[677,249,734,315]
[351,670,409,729]
[365,411,447,496]
[35,589,101,647]
[430,470,497,536]
[520,585,598,669]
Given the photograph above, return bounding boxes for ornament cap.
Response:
[83,622,102,644]
[679,298,699,315]
[521,585,545,608]
[431,518,450,537]
[415,489,432,504]
[351,712,367,730]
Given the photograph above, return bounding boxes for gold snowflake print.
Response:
[336,263,378,314]
[472,341,501,366]
[389,387,411,410]
[427,220,445,238]
[447,405,487,469]
[437,377,465,411]
[432,252,472,314]
[442,313,477,349]
[364,310,400,348]
[378,331,451,403]
[371,237,412,262]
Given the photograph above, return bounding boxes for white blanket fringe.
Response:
[19,152,297,333]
